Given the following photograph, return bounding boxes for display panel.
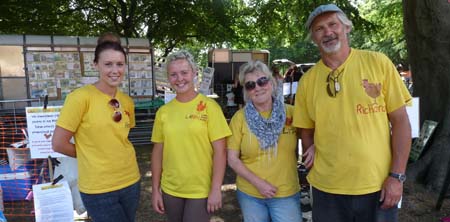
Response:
[0,46,25,77]
[128,53,153,96]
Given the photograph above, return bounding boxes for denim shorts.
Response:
[80,181,140,222]
[236,189,302,222]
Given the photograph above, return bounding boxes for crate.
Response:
[0,165,32,201]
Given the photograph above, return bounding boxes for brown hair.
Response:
[97,32,121,45]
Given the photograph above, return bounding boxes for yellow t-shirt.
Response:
[56,84,140,194]
[151,93,232,198]
[227,105,300,198]
[293,49,412,195]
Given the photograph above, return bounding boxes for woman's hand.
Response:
[151,189,165,214]
[207,188,222,213]
[255,179,277,198]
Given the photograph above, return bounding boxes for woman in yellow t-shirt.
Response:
[52,41,140,222]
[151,50,231,222]
[227,60,302,222]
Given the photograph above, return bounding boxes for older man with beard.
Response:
[293,4,412,222]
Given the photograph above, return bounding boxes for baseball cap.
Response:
[305,4,344,29]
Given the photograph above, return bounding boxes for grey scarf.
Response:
[244,97,286,149]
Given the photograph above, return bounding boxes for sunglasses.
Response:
[244,76,270,91]
[326,69,344,97]
[108,98,122,122]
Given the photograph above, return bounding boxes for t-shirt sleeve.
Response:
[227,110,243,151]
[293,74,315,128]
[56,91,86,133]
[207,99,232,142]
[129,98,136,128]
[381,55,413,113]
[151,108,164,143]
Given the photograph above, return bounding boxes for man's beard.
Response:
[321,36,342,54]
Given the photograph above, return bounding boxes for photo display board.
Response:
[128,53,152,96]
[26,49,152,99]
[27,52,82,98]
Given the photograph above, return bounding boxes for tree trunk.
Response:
[403,0,450,191]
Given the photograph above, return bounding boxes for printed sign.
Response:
[26,106,65,158]
[33,180,74,222]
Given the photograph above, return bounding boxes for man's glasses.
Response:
[326,69,344,97]
[108,99,122,122]
[244,76,270,91]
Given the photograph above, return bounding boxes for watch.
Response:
[389,172,406,183]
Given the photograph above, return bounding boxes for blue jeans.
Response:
[237,189,302,222]
[80,181,140,222]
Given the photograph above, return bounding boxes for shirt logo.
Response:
[357,79,386,115]
[185,100,208,121]
[285,117,293,126]
[197,101,207,111]
[362,79,381,99]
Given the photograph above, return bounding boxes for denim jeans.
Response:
[80,181,140,222]
[237,189,302,222]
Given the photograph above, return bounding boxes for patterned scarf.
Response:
[244,96,286,150]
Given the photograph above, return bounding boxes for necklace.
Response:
[326,69,345,97]
[330,69,344,92]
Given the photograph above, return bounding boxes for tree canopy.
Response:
[0,0,405,63]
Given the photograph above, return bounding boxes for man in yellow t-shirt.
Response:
[293,4,412,222]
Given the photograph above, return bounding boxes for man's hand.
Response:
[302,144,315,169]
[379,176,403,209]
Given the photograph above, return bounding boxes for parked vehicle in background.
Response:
[272,59,315,104]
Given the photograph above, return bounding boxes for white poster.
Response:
[26,106,65,158]
[406,97,420,138]
[199,67,214,95]
[164,91,176,103]
[33,181,74,222]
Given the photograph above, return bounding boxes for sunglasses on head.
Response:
[108,98,122,122]
[244,76,270,91]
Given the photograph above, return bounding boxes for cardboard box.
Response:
[0,165,32,201]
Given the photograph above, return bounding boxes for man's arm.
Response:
[380,106,411,209]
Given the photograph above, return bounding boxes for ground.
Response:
[134,145,450,222]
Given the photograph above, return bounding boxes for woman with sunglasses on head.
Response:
[151,50,231,222]
[52,41,140,222]
[227,60,303,222]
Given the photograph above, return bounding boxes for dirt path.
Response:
[135,145,450,222]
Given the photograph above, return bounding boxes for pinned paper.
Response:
[33,180,74,222]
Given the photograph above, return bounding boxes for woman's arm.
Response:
[227,149,277,198]
[208,138,227,213]
[151,143,165,214]
[52,126,76,157]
